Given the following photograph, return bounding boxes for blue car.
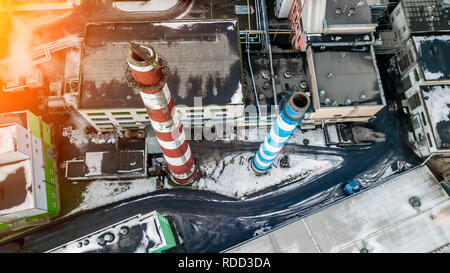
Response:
[343,179,361,195]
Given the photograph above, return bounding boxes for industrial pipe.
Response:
[252,92,311,174]
[126,43,197,184]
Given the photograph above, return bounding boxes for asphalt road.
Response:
[0,106,420,253]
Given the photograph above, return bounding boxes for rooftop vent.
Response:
[345,98,352,105]
[300,81,308,89]
[284,71,293,78]
[409,196,421,208]
[348,8,356,16]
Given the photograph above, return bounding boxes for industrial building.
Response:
[387,1,450,179]
[288,0,380,51]
[65,149,147,181]
[396,35,450,160]
[226,165,450,253]
[399,36,450,159]
[0,111,59,232]
[396,34,450,94]
[46,211,177,253]
[77,20,244,135]
[305,46,386,124]
[390,0,450,43]
[402,83,450,158]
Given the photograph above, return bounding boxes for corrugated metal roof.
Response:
[227,165,450,253]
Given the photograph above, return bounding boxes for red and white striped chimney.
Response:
[126,43,196,184]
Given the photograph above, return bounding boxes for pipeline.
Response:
[125,43,196,185]
[252,92,311,174]
[259,0,278,110]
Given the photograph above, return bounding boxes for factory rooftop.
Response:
[309,47,384,107]
[324,0,373,27]
[226,165,450,253]
[78,20,243,109]
[0,111,29,131]
[0,160,35,220]
[412,35,450,81]
[303,0,376,34]
[47,211,173,253]
[421,85,450,150]
[243,53,310,108]
[402,0,450,33]
[65,139,147,180]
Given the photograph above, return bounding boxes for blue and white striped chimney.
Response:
[252,92,311,174]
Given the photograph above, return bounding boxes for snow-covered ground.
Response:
[69,150,343,213]
[193,152,343,199]
[69,178,158,214]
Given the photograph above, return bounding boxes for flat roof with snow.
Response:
[79,20,242,109]
[0,125,17,155]
[66,150,146,180]
[0,160,35,217]
[226,165,450,253]
[413,35,450,81]
[421,85,450,150]
[47,211,170,253]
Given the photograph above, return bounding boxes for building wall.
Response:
[390,1,411,42]
[155,212,177,253]
[78,104,246,132]
[0,111,59,222]
[0,208,47,222]
[31,134,48,212]
[0,124,32,165]
[402,87,441,157]
[307,105,384,123]
[289,0,307,50]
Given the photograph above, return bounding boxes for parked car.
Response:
[343,179,361,195]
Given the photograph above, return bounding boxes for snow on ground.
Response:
[69,178,157,215]
[193,152,343,199]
